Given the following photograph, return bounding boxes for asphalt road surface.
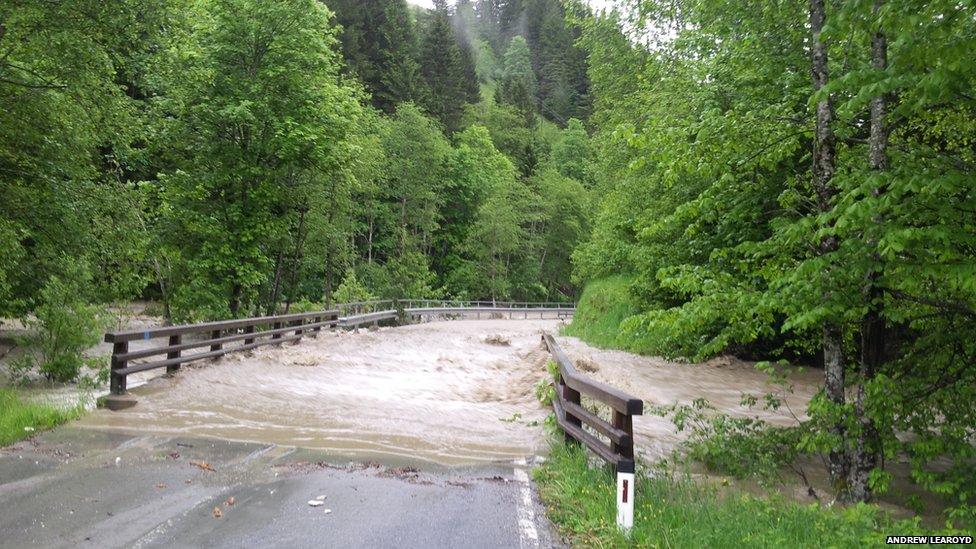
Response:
[0,427,561,548]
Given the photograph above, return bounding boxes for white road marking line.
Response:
[514,458,540,549]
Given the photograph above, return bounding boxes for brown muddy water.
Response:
[76,319,822,468]
[555,339,822,462]
[79,320,558,465]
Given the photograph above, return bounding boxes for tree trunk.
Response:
[267,250,284,316]
[283,207,308,314]
[229,283,242,317]
[367,215,374,265]
[850,1,888,502]
[810,0,849,492]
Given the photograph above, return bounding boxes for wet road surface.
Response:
[0,428,558,549]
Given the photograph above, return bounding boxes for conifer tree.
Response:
[496,36,536,125]
[419,1,479,133]
[326,0,424,112]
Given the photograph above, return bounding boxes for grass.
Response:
[562,275,639,349]
[533,442,954,548]
[0,388,83,446]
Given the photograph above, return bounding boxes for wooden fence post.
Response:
[244,325,255,345]
[561,377,582,446]
[110,341,128,395]
[210,329,222,353]
[166,335,181,374]
[611,410,634,461]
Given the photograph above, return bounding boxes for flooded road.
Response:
[79,320,558,465]
[77,320,819,466]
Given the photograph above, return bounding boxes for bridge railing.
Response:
[333,300,395,317]
[401,299,575,310]
[105,300,576,398]
[541,331,642,531]
[105,310,339,396]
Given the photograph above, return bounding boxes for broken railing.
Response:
[541,331,643,532]
[106,310,339,395]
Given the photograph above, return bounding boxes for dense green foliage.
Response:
[535,442,953,548]
[3,0,972,528]
[0,0,592,381]
[561,275,638,349]
[570,0,976,516]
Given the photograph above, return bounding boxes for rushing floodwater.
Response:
[77,319,820,466]
[79,320,556,465]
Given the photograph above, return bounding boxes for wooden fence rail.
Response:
[105,301,577,406]
[542,331,643,531]
[106,310,339,396]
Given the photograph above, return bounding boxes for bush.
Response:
[534,360,559,406]
[332,268,377,304]
[562,275,639,349]
[654,398,802,484]
[14,270,106,383]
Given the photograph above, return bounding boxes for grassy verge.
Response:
[562,275,639,349]
[0,388,83,446]
[534,442,950,548]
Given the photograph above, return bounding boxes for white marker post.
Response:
[616,464,635,533]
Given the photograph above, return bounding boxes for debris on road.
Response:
[224,497,235,506]
[307,500,324,507]
[212,507,222,518]
[156,483,166,489]
[190,460,215,472]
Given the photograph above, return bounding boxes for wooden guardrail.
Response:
[106,310,339,395]
[542,331,643,531]
[105,301,576,403]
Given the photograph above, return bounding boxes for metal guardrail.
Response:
[339,309,398,327]
[542,331,643,531]
[404,306,574,319]
[402,299,575,310]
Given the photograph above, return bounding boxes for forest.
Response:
[1,0,975,533]
[0,0,592,328]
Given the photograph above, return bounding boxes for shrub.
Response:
[562,275,639,349]
[14,270,106,383]
[655,398,803,483]
[333,268,377,304]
